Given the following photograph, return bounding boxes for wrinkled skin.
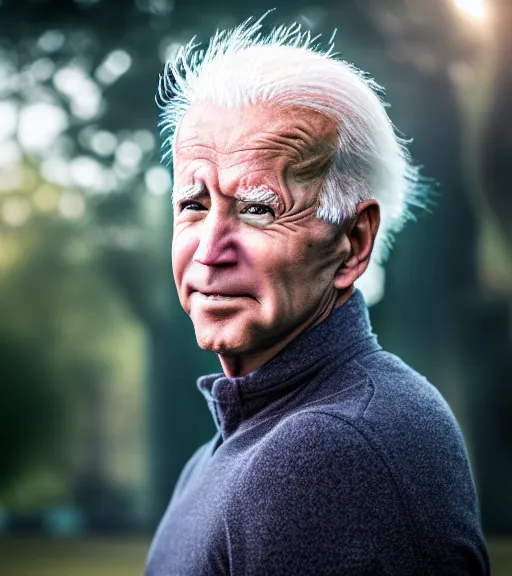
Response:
[172,102,380,377]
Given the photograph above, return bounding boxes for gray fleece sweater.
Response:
[146,289,490,575]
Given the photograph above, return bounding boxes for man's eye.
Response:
[180,201,206,211]
[240,204,275,216]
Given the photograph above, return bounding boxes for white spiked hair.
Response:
[157,14,429,290]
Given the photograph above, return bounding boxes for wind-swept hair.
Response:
[156,14,430,273]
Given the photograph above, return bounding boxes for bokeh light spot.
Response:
[0,141,22,168]
[58,190,86,220]
[115,141,143,169]
[90,130,117,156]
[0,101,17,142]
[54,65,102,120]
[69,156,104,190]
[41,157,71,187]
[33,185,60,212]
[0,166,23,192]
[95,50,132,85]
[2,196,31,227]
[18,103,68,153]
[38,30,65,53]
[30,58,56,82]
[145,166,171,196]
[133,130,155,153]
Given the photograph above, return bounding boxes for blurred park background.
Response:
[0,0,511,573]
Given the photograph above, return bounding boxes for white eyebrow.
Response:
[172,183,205,207]
[234,186,281,206]
[172,183,281,208]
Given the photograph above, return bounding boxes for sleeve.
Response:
[229,412,418,576]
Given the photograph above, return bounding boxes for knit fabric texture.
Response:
[145,288,490,575]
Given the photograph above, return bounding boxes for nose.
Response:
[193,209,238,266]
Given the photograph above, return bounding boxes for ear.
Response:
[333,199,380,290]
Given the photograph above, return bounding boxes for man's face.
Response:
[172,102,349,359]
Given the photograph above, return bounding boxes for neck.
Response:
[218,285,355,378]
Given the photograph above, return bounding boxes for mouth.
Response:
[196,291,253,300]
[188,285,256,302]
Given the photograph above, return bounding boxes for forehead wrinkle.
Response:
[177,128,314,160]
[246,132,307,160]
[178,143,299,165]
[175,126,325,178]
[289,131,338,184]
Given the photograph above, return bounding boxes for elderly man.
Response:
[146,17,489,576]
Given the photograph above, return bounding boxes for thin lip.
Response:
[188,286,255,299]
[195,291,253,298]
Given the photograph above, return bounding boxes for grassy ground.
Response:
[489,537,512,575]
[0,536,510,575]
[0,537,149,576]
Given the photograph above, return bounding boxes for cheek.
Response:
[256,240,309,302]
[269,236,331,294]
[172,228,198,286]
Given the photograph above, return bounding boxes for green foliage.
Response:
[0,331,65,494]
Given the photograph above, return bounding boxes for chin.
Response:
[193,324,251,356]
[189,305,260,354]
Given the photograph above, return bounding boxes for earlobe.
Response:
[333,254,361,290]
[333,199,380,289]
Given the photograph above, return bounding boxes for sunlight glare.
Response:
[454,0,486,20]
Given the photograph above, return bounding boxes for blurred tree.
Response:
[362,0,512,532]
[0,0,221,522]
[0,165,147,514]
[0,331,64,497]
[460,0,512,533]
